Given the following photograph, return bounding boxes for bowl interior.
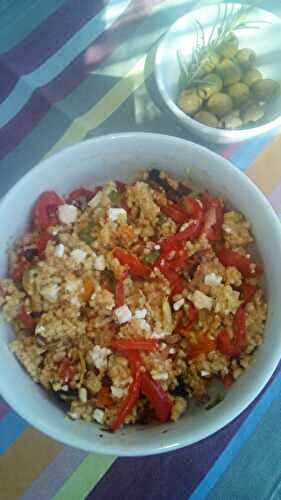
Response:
[1,133,281,456]
[155,3,281,143]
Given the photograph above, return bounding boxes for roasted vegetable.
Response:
[252,79,281,102]
[207,92,233,117]
[197,73,223,100]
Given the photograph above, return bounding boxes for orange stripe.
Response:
[247,133,281,195]
[0,427,61,499]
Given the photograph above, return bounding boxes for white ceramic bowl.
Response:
[0,133,281,456]
[155,3,281,144]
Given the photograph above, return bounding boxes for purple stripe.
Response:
[0,0,106,103]
[0,399,9,419]
[269,184,281,213]
[21,447,87,500]
[88,366,281,500]
[0,0,163,161]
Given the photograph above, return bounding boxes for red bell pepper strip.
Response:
[111,339,159,352]
[66,187,96,204]
[218,248,263,278]
[37,230,52,257]
[222,373,234,387]
[160,202,189,225]
[155,258,185,295]
[160,219,202,256]
[113,248,151,278]
[183,195,204,221]
[241,283,257,304]
[32,191,63,230]
[18,305,35,330]
[110,359,142,432]
[141,372,172,423]
[186,302,199,330]
[11,254,30,282]
[58,358,76,384]
[217,306,246,357]
[115,277,125,307]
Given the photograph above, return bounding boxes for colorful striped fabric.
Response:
[0,0,281,498]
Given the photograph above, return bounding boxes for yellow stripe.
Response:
[247,133,281,195]
[0,427,61,500]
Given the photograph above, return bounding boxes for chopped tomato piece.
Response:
[113,248,151,278]
[58,358,76,383]
[66,188,95,204]
[241,283,257,304]
[202,196,224,242]
[155,258,185,295]
[32,191,63,230]
[222,373,234,388]
[17,305,35,330]
[187,335,216,359]
[96,386,113,408]
[160,202,189,225]
[111,339,159,352]
[141,372,172,423]
[218,248,263,278]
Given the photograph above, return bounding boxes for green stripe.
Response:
[0,0,67,53]
[53,454,115,500]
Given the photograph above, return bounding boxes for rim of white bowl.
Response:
[1,132,281,456]
[155,3,281,142]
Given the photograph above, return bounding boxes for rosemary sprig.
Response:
[179,2,269,89]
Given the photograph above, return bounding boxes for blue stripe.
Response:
[0,0,131,128]
[189,372,281,500]
[0,0,67,54]
[0,411,27,454]
[231,131,276,172]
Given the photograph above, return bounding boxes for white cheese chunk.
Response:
[114,305,132,324]
[54,243,65,257]
[173,298,185,311]
[88,191,102,208]
[58,204,78,224]
[65,280,81,293]
[134,308,147,319]
[204,273,222,286]
[91,345,111,370]
[41,284,60,303]
[93,409,105,424]
[191,290,213,311]
[94,255,106,271]
[108,208,127,222]
[111,386,125,399]
[71,248,87,263]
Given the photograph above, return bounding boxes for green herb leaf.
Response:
[79,221,95,244]
[109,190,122,206]
[206,393,224,410]
[143,250,160,265]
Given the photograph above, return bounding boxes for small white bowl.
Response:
[0,133,281,456]
[155,3,281,144]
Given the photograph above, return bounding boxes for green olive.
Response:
[220,110,243,130]
[194,110,219,127]
[207,92,233,117]
[242,68,263,87]
[235,48,256,68]
[227,82,250,106]
[241,103,265,124]
[197,73,223,99]
[178,89,202,116]
[216,59,242,86]
[251,79,281,102]
[198,50,220,76]
[218,32,239,59]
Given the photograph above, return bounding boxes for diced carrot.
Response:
[82,276,95,302]
[96,386,113,408]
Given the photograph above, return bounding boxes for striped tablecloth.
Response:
[1,1,281,499]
